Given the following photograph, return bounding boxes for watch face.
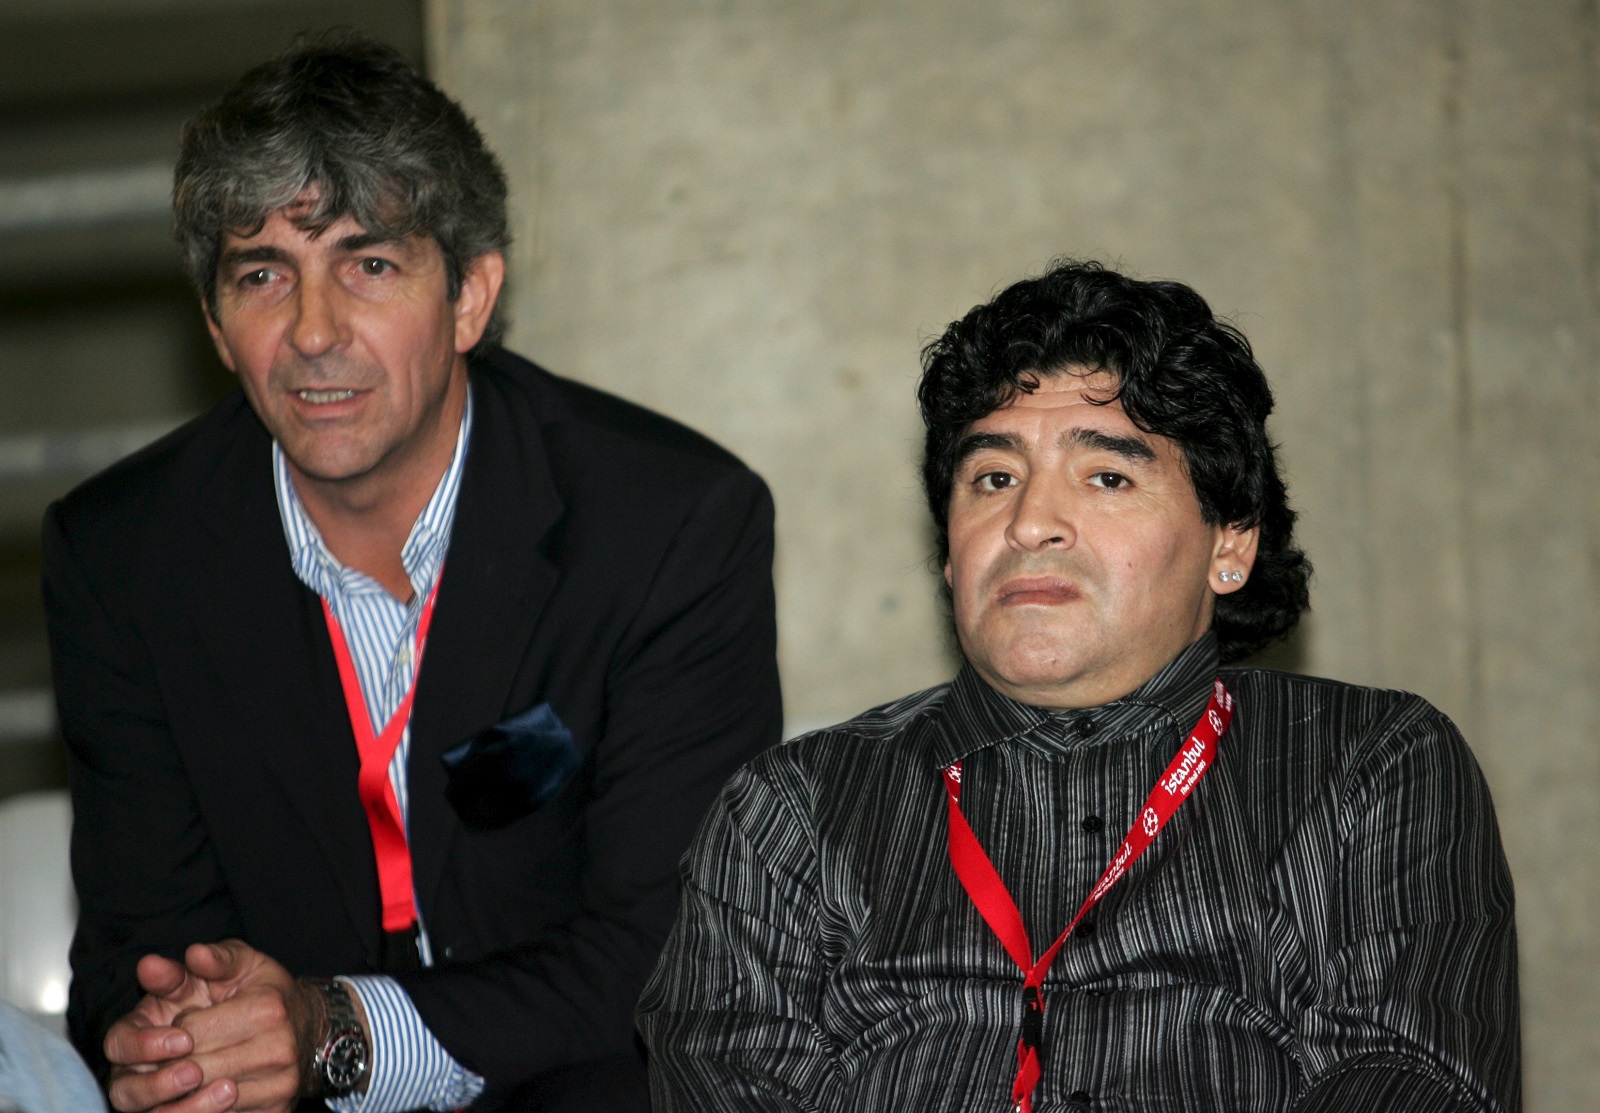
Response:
[323,1031,369,1093]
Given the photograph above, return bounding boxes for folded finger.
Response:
[107,1057,205,1111]
[105,1021,193,1067]
[135,953,193,998]
[177,991,293,1058]
[149,1078,238,1113]
[184,1025,302,1101]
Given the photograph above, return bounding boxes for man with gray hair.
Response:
[45,35,780,1113]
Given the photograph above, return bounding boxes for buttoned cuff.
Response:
[326,975,486,1113]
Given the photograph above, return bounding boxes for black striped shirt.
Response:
[638,635,1519,1111]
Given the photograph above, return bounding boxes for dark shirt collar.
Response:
[928,632,1222,768]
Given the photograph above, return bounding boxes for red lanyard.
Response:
[322,579,443,933]
[942,679,1234,1113]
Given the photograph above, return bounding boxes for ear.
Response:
[204,305,238,374]
[453,251,506,354]
[943,561,954,590]
[1209,521,1260,595]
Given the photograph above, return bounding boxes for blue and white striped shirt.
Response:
[272,391,486,1113]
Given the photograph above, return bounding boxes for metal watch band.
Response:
[308,977,370,1098]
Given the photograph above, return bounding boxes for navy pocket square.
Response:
[441,701,580,830]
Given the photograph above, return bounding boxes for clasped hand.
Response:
[103,940,321,1113]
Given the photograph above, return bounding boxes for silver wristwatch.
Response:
[309,978,370,1098]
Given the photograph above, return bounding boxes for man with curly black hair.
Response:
[639,260,1519,1112]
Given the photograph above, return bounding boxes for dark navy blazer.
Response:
[46,348,783,1111]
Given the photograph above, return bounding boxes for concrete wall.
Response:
[429,2,1598,1105]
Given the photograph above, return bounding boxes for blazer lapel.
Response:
[406,368,565,918]
[186,412,383,964]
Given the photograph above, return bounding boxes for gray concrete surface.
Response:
[430,2,1598,1103]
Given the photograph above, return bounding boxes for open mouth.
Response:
[296,389,359,403]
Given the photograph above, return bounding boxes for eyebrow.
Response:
[217,245,289,269]
[1062,427,1157,463]
[953,431,1022,468]
[335,231,410,253]
[953,426,1157,471]
[216,231,410,271]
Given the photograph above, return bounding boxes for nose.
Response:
[287,272,349,358]
[1005,471,1077,552]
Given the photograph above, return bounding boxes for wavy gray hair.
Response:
[174,34,511,351]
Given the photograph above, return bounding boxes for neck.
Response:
[295,487,421,602]
[291,386,465,603]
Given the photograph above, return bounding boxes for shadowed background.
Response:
[1,1,1594,1106]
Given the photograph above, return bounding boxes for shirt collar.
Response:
[927,632,1222,768]
[273,385,475,603]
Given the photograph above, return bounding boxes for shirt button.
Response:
[1076,920,1097,939]
[1068,1090,1092,1105]
[1081,814,1104,834]
[443,945,456,959]
[1076,718,1098,737]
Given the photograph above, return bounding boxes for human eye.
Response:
[358,256,395,276]
[238,267,275,287]
[974,470,1018,492]
[1088,471,1131,490]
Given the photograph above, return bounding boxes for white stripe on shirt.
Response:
[272,387,485,1113]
